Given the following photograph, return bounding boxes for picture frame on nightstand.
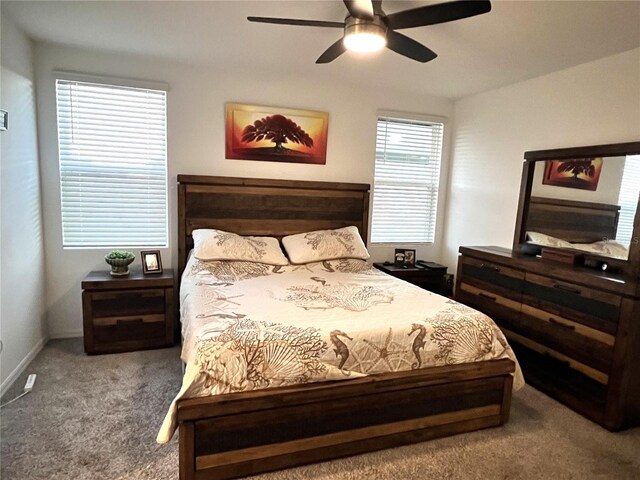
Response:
[141,250,163,275]
[394,248,416,267]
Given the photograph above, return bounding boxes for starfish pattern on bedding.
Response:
[358,328,410,372]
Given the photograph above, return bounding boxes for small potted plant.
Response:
[105,250,135,276]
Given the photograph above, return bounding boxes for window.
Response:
[56,78,168,248]
[616,155,640,244]
[370,115,444,244]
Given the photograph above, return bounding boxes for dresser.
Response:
[455,246,640,431]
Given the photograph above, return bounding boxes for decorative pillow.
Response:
[282,226,370,264]
[192,229,288,266]
[526,231,574,249]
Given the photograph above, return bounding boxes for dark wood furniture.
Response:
[513,141,640,276]
[526,196,620,244]
[455,246,640,431]
[455,141,640,432]
[175,175,515,480]
[373,262,448,294]
[82,269,175,354]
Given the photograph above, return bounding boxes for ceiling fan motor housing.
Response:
[345,15,387,36]
[344,16,388,51]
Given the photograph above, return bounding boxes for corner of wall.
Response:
[1,12,49,393]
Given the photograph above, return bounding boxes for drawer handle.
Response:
[553,283,581,295]
[116,318,144,326]
[480,263,501,272]
[478,292,497,302]
[549,317,576,331]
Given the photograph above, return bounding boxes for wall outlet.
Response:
[24,374,36,392]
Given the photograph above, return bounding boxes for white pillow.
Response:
[526,231,574,249]
[282,226,369,264]
[192,229,288,266]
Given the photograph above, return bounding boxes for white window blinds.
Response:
[371,116,444,243]
[56,79,168,248]
[616,155,640,245]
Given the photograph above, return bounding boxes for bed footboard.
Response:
[177,359,515,480]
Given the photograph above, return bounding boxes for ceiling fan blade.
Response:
[248,17,345,28]
[343,0,374,20]
[387,0,491,30]
[316,38,347,64]
[386,31,437,63]
[372,0,385,16]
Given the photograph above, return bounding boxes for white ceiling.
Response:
[4,0,640,99]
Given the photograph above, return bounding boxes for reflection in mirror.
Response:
[523,155,640,260]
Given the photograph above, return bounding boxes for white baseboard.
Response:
[48,329,83,339]
[1,336,48,397]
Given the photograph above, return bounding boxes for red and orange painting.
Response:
[543,157,603,191]
[225,103,328,165]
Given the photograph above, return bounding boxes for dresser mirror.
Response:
[513,142,640,275]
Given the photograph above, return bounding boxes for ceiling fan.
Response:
[248,0,491,64]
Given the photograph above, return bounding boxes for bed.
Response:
[164,175,521,480]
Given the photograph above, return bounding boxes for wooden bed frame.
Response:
[176,175,515,480]
[525,196,620,244]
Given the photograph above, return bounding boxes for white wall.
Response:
[34,43,454,337]
[0,13,47,393]
[443,48,640,269]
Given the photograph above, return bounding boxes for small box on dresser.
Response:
[81,269,175,354]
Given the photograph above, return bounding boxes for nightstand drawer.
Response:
[93,315,166,344]
[90,289,165,318]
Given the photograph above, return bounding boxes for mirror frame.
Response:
[513,141,640,277]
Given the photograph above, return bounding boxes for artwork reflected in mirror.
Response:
[543,158,603,191]
[522,154,640,261]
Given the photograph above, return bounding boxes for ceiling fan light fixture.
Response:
[343,17,387,53]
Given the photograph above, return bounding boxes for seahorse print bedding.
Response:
[157,257,524,443]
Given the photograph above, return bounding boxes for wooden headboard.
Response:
[526,196,620,244]
[177,175,370,276]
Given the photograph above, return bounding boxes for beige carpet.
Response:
[1,339,639,480]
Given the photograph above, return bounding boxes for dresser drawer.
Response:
[456,282,521,325]
[509,340,607,425]
[459,256,524,302]
[523,273,620,335]
[503,304,614,374]
[503,327,608,385]
[89,288,166,318]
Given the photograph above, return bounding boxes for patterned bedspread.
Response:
[157,257,524,443]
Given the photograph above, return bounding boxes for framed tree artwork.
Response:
[225,103,328,165]
[543,157,603,191]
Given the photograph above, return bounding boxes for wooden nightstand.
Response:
[374,262,448,295]
[81,269,175,354]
